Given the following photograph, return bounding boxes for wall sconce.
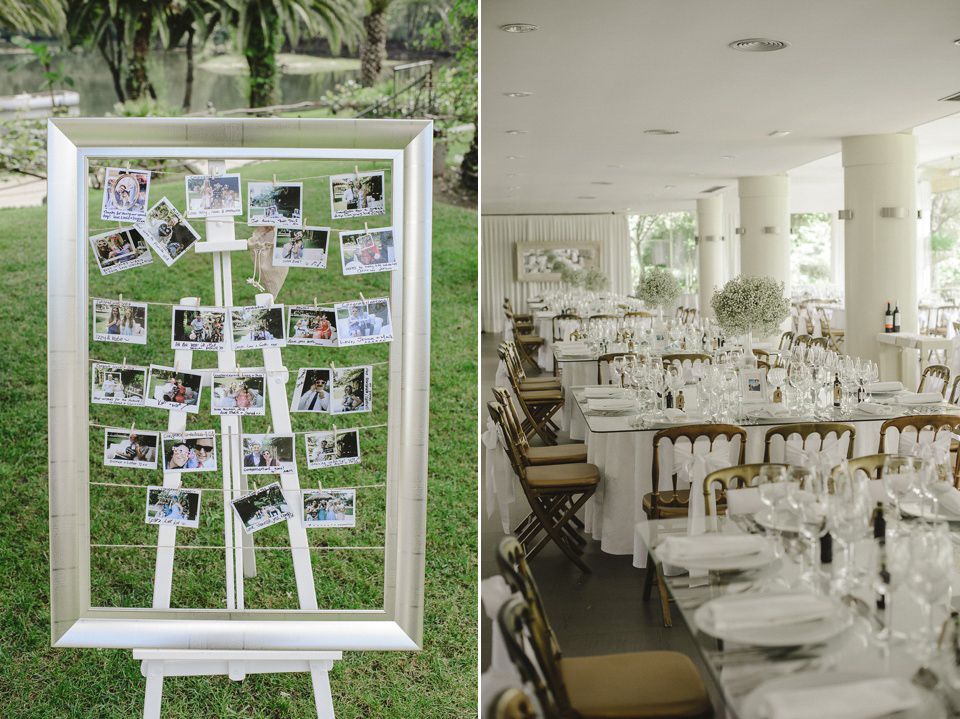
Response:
[880,207,906,218]
[838,210,853,220]
[763,226,780,234]
[734,227,745,235]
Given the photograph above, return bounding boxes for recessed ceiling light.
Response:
[506,155,524,160]
[688,173,701,177]
[591,181,613,185]
[505,129,528,135]
[506,173,520,177]
[578,196,597,200]
[722,155,738,160]
[501,23,539,33]
[664,185,676,189]
[954,39,960,45]
[729,38,790,52]
[507,186,520,191]
[606,164,623,168]
[503,91,533,98]
[767,130,791,138]
[644,129,679,135]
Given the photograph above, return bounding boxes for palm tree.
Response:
[360,0,392,87]
[166,0,223,112]
[226,0,361,109]
[0,0,65,36]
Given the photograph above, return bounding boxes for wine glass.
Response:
[908,524,953,662]
[767,367,787,404]
[788,471,828,589]
[916,456,954,520]
[826,467,871,592]
[873,521,912,645]
[665,366,685,407]
[755,465,788,553]
[882,455,923,518]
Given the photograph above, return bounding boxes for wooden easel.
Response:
[139,160,340,719]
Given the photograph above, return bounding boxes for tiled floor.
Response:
[479,331,727,715]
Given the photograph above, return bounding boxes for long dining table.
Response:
[575,386,960,568]
[640,515,960,719]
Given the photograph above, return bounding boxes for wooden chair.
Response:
[762,422,856,463]
[497,538,713,719]
[490,688,539,719]
[816,306,845,353]
[949,376,960,405]
[683,307,698,324]
[778,331,794,351]
[623,310,653,320]
[753,348,771,364]
[675,306,686,320]
[498,342,560,393]
[791,333,813,351]
[498,346,563,446]
[490,405,599,571]
[489,394,587,467]
[918,364,951,397]
[661,353,712,375]
[551,313,582,342]
[837,453,890,481]
[504,297,533,324]
[503,300,535,335]
[642,424,747,625]
[596,352,637,385]
[587,313,617,322]
[702,463,793,516]
[809,336,829,350]
[878,414,960,482]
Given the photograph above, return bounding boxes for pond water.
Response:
[0,47,362,116]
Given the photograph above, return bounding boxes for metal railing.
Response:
[357,60,434,119]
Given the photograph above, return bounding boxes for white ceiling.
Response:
[481,0,960,216]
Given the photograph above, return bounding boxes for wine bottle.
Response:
[833,373,842,408]
[873,502,885,541]
[885,302,893,333]
[874,503,887,610]
[665,388,674,409]
[820,531,832,564]
[676,390,685,411]
[893,301,901,333]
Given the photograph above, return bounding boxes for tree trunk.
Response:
[98,36,125,104]
[125,12,153,101]
[360,11,387,87]
[182,27,195,113]
[460,116,478,192]
[245,12,281,108]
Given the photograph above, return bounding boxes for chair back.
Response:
[597,352,636,385]
[836,453,890,482]
[487,400,528,480]
[551,313,581,342]
[792,334,812,350]
[918,364,951,397]
[683,308,698,324]
[809,336,829,349]
[496,536,556,648]
[752,348,771,364]
[762,422,856,463]
[878,416,960,481]
[950,376,960,405]
[650,424,746,518]
[498,598,566,718]
[490,391,529,456]
[702,463,792,516]
[779,331,794,350]
[661,353,712,374]
[491,688,539,719]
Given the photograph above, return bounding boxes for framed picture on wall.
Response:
[515,241,602,282]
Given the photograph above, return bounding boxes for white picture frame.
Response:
[740,369,768,404]
[47,117,430,652]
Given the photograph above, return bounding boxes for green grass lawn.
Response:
[0,159,478,717]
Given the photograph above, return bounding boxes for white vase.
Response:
[742,331,757,367]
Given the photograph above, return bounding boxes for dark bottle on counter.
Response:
[885,302,893,333]
[665,389,674,409]
[893,301,901,333]
[820,531,832,564]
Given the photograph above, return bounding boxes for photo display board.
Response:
[48,118,432,651]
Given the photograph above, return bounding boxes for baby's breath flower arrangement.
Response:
[711,275,790,337]
[581,266,609,292]
[558,263,583,287]
[635,267,681,310]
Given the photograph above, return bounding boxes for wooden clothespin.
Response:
[174,360,179,373]
[130,421,136,434]
[122,357,127,370]
[118,293,123,305]
[359,292,366,304]
[332,424,338,439]
[354,165,360,179]
[314,297,318,310]
[194,297,201,309]
[331,361,336,372]
[364,222,369,234]
[273,174,277,186]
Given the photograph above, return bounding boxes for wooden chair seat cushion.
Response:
[518,377,562,390]
[560,651,712,718]
[515,333,544,344]
[526,443,588,464]
[641,491,692,518]
[518,389,564,401]
[526,462,600,487]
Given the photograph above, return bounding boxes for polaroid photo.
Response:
[232,482,294,534]
[91,362,147,407]
[161,430,217,473]
[89,227,153,275]
[334,297,394,346]
[135,197,201,266]
[104,427,159,469]
[274,226,329,268]
[211,372,267,416]
[247,181,303,228]
[171,305,228,351]
[184,174,243,218]
[740,369,768,404]
[241,434,296,475]
[92,299,148,344]
[231,305,286,350]
[331,365,372,415]
[305,430,361,470]
[329,171,386,219]
[145,487,201,528]
[339,227,397,275]
[145,365,204,414]
[101,167,151,222]
[302,489,356,528]
[287,306,338,347]
[290,368,332,414]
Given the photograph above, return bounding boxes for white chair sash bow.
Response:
[783,437,846,473]
[671,441,734,522]
[482,419,515,532]
[898,430,951,465]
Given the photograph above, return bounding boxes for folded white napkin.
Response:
[757,676,921,719]
[856,402,889,415]
[892,391,943,405]
[586,398,635,411]
[726,487,762,516]
[750,405,792,418]
[866,381,904,393]
[704,593,831,633]
[584,386,626,398]
[555,341,588,351]
[659,534,766,563]
[938,487,960,516]
[663,408,687,421]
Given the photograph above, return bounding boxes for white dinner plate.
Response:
[899,501,960,522]
[753,507,800,533]
[740,672,944,719]
[657,538,777,572]
[693,592,851,647]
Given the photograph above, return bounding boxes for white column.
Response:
[842,133,918,372]
[738,176,791,295]
[917,179,933,301]
[830,214,845,290]
[697,195,725,318]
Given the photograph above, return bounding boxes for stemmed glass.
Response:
[826,465,871,592]
[767,367,787,404]
[665,367,685,409]
[916,455,954,520]
[882,455,923,519]
[873,521,912,645]
[755,465,788,554]
[908,524,953,663]
[788,470,828,590]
